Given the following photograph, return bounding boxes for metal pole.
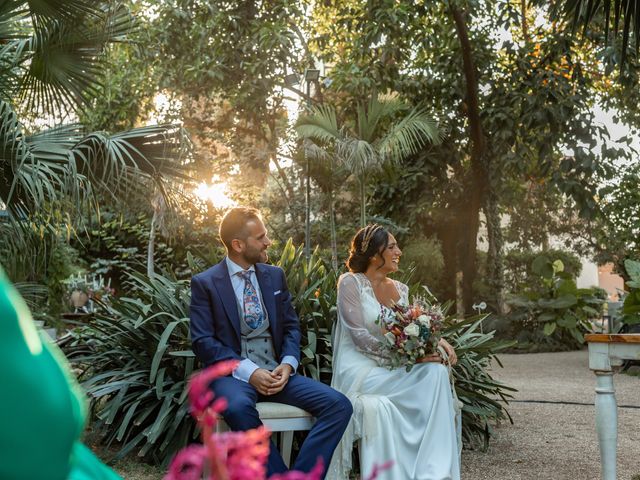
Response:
[304,79,311,261]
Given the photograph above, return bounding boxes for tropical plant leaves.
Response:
[562,0,640,67]
[2,1,134,113]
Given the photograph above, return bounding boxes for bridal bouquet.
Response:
[378,296,445,372]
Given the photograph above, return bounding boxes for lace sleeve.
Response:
[337,274,388,361]
[394,280,410,305]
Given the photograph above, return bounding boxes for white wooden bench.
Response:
[216,402,315,467]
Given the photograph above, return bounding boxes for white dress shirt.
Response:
[225,257,298,382]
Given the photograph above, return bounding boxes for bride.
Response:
[327,224,461,480]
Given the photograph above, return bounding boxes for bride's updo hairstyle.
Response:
[346,224,390,273]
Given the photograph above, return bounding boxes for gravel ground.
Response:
[105,349,639,479]
[461,350,640,480]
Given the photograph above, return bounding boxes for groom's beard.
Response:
[243,248,268,265]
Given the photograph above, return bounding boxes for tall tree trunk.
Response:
[485,189,505,314]
[521,0,530,42]
[434,219,459,304]
[451,5,489,314]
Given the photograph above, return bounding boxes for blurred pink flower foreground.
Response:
[165,360,385,480]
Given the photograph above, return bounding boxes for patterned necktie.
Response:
[237,270,264,329]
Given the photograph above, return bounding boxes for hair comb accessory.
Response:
[360,224,382,253]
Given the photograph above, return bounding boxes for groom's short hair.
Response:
[219,206,262,250]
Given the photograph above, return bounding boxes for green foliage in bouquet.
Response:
[506,254,606,350]
[621,259,640,326]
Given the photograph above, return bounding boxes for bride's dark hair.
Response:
[346,224,390,273]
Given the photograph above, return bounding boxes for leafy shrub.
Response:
[274,240,339,382]
[504,248,582,293]
[621,259,640,327]
[64,272,195,464]
[0,215,83,323]
[447,317,516,449]
[71,208,226,286]
[504,255,606,351]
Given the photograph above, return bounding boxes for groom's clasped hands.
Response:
[249,363,294,395]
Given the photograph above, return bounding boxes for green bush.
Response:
[504,255,606,351]
[64,272,195,464]
[274,240,340,382]
[504,248,583,294]
[64,241,516,464]
[0,214,83,323]
[621,259,640,327]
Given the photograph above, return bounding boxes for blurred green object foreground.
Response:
[0,269,121,480]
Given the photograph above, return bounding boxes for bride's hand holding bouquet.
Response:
[377,296,456,371]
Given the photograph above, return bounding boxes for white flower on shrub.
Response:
[403,323,420,337]
[417,314,431,328]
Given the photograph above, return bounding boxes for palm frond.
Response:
[295,104,342,144]
[304,140,332,163]
[70,125,190,206]
[377,109,441,162]
[562,0,640,66]
[0,99,85,212]
[1,99,190,215]
[357,95,405,142]
[340,137,380,174]
[25,0,104,20]
[4,2,134,111]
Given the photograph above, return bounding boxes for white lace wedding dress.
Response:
[327,272,461,480]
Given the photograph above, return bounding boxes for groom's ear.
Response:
[230,238,244,254]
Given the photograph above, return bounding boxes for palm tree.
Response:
[303,140,348,270]
[0,1,188,228]
[296,95,441,227]
[562,0,640,66]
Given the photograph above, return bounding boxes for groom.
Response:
[189,206,352,477]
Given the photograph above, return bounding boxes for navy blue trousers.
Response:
[212,374,352,478]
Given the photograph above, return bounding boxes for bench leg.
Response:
[595,371,617,480]
[280,431,294,468]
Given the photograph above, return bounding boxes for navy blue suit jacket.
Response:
[189,259,301,368]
